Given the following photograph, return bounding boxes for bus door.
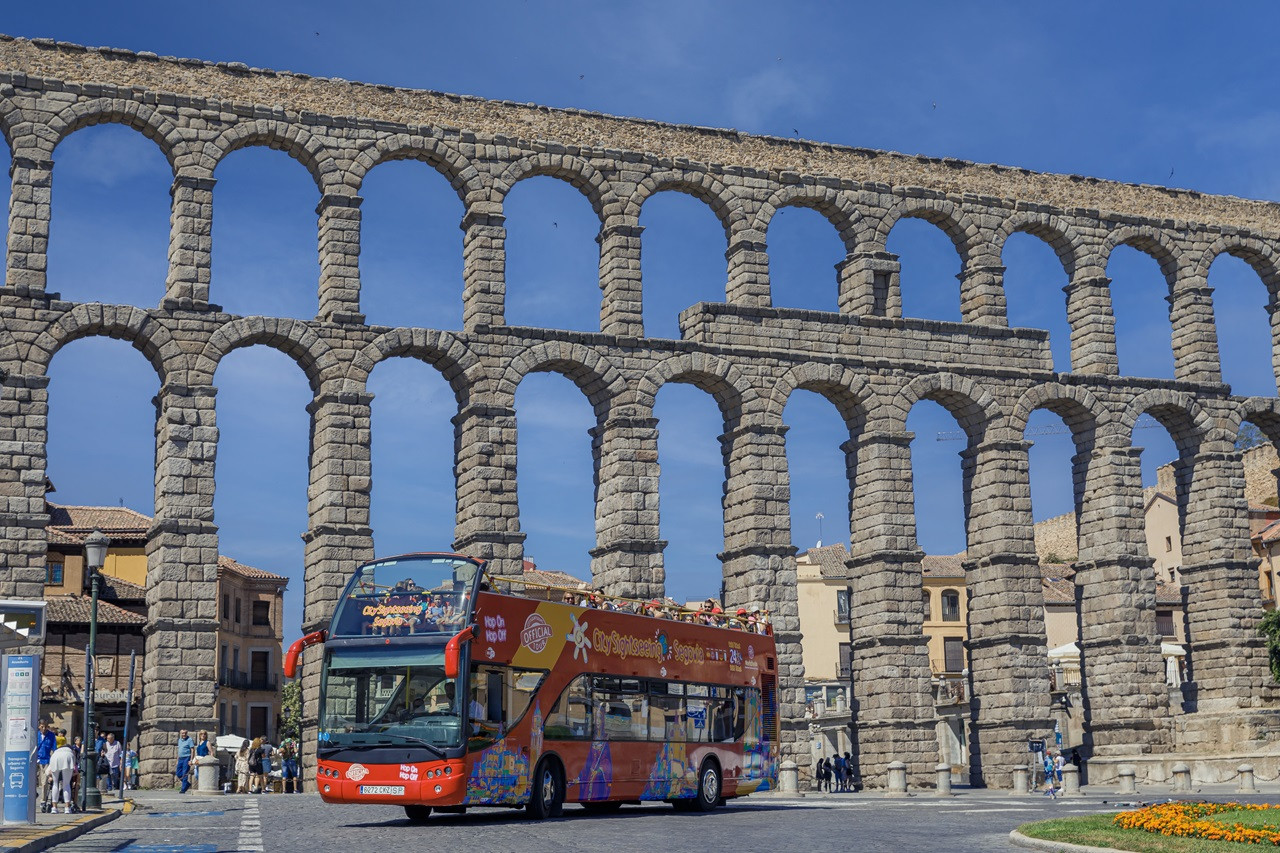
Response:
[591,677,651,786]
[466,664,546,798]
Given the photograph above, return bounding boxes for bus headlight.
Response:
[444,766,452,776]
[434,784,443,794]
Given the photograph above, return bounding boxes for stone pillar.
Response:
[316,193,364,324]
[165,174,216,310]
[589,413,664,599]
[837,250,901,318]
[452,402,524,576]
[718,421,803,766]
[958,262,1008,327]
[140,382,220,786]
[6,156,53,293]
[598,218,644,338]
[725,236,771,308]
[961,439,1052,787]
[0,372,51,600]
[1178,440,1273,710]
[847,429,938,787]
[1074,443,1170,755]
[299,388,376,782]
[461,207,506,331]
[1168,280,1222,384]
[1064,274,1119,375]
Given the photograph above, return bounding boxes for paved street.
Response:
[44,787,1213,853]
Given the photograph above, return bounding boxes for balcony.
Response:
[932,673,968,707]
[219,670,278,692]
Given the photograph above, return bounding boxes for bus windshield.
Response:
[329,554,482,638]
[320,647,463,752]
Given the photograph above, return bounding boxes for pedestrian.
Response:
[103,732,123,793]
[127,746,139,790]
[280,738,298,793]
[48,736,77,814]
[1042,751,1057,798]
[196,730,211,758]
[813,759,824,792]
[833,752,846,792]
[844,752,857,792]
[1053,750,1065,788]
[70,736,82,804]
[35,721,56,812]
[96,735,112,794]
[175,728,195,794]
[235,742,251,793]
[248,737,264,793]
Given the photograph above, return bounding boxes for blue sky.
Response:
[6,2,1280,644]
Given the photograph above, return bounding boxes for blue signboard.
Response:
[2,654,38,825]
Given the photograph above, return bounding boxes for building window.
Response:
[222,593,229,622]
[232,647,239,678]
[838,642,851,679]
[1165,536,1172,553]
[941,590,961,622]
[922,589,932,620]
[943,637,965,673]
[1156,610,1175,637]
[219,644,228,681]
[218,701,226,736]
[230,703,239,736]
[251,601,270,627]
[45,561,64,585]
[234,598,241,624]
[835,589,850,624]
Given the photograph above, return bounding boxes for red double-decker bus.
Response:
[287,552,778,821]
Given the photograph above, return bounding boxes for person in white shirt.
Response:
[48,739,76,814]
[102,733,123,794]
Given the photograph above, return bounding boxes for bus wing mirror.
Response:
[444,626,475,679]
[284,629,327,679]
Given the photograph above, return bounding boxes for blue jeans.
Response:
[175,756,191,792]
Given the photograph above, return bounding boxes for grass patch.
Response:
[1018,813,1268,852]
[1206,809,1280,830]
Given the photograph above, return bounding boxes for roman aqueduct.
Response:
[0,35,1277,786]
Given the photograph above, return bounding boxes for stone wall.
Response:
[0,35,1276,790]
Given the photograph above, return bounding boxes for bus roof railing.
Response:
[484,574,773,636]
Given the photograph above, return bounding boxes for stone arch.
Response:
[493,154,620,220]
[766,362,871,434]
[349,133,485,204]
[755,185,869,254]
[1009,381,1108,441]
[496,342,629,418]
[992,211,1083,279]
[873,196,983,265]
[1193,234,1280,296]
[628,169,747,244]
[40,97,186,170]
[1118,388,1210,455]
[27,304,184,382]
[637,351,755,427]
[206,121,342,194]
[888,372,1002,441]
[1098,224,1183,287]
[349,327,487,404]
[0,91,23,156]
[194,317,336,392]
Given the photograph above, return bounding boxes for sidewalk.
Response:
[763,781,1280,803]
[0,803,124,853]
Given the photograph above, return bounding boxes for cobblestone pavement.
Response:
[53,787,1280,853]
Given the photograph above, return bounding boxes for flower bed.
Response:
[1114,802,1280,845]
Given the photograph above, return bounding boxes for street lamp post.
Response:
[82,528,109,811]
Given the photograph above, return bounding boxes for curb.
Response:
[1008,829,1136,853]
[0,807,121,853]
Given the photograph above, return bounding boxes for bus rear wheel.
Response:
[695,760,721,812]
[404,804,432,823]
[527,757,564,820]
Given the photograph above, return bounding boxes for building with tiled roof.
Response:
[40,499,289,744]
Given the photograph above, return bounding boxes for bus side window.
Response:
[649,681,683,741]
[733,688,747,741]
[686,684,709,743]
[545,674,592,740]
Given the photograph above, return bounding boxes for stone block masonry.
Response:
[0,35,1277,789]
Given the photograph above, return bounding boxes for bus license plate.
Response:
[359,785,405,796]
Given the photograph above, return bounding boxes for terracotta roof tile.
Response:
[523,568,588,589]
[217,555,288,583]
[46,503,152,539]
[44,595,146,626]
[922,554,966,578]
[1156,582,1183,606]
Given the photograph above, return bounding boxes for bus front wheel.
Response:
[695,760,721,812]
[404,805,432,823]
[527,758,564,820]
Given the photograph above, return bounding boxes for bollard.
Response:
[1171,762,1191,793]
[1012,764,1029,795]
[935,763,952,797]
[196,756,220,793]
[1061,764,1080,797]
[779,760,799,794]
[1118,765,1137,795]
[1238,764,1256,794]
[886,760,908,797]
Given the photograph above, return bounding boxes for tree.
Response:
[1237,422,1267,451]
[279,679,302,741]
[1259,608,1280,683]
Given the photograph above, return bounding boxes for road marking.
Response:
[147,810,226,818]
[236,797,264,853]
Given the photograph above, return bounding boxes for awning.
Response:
[1047,642,1079,661]
[1161,642,1186,658]
[215,734,247,753]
